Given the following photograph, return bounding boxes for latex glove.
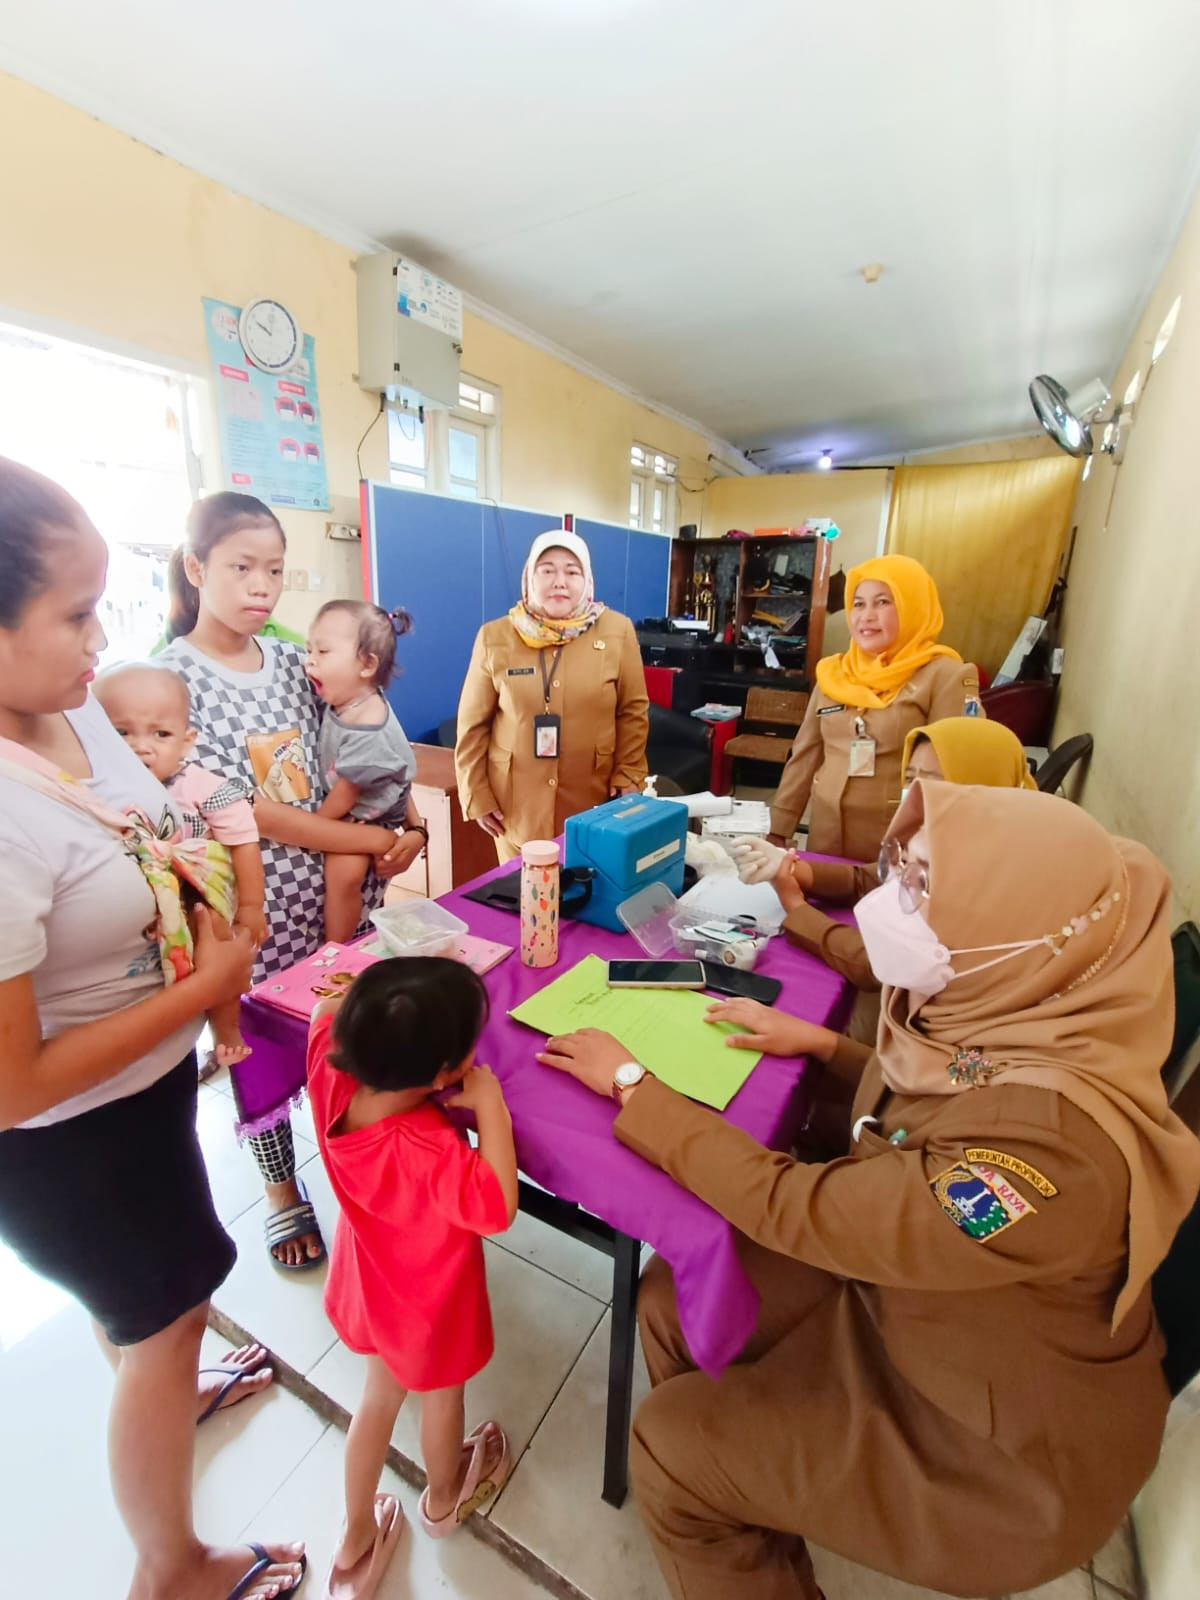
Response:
[727,835,788,886]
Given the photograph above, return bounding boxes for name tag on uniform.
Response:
[847,716,876,778]
[816,703,846,716]
[533,713,561,759]
[506,667,535,676]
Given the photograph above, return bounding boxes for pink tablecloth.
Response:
[240,868,856,1378]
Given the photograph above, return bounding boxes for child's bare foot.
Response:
[214,1032,252,1068]
[327,1494,403,1597]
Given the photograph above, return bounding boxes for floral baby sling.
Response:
[0,738,237,986]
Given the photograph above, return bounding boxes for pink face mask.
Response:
[855,876,1048,996]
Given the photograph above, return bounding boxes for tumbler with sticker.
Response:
[520,839,560,968]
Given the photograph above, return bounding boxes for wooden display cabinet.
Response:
[667,533,833,686]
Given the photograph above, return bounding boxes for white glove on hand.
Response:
[727,835,788,885]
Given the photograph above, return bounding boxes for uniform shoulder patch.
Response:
[962,1147,1058,1198]
[930,1163,1036,1242]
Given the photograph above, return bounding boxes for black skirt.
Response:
[0,1053,236,1345]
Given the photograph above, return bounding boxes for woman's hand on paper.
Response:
[705,998,837,1061]
[537,1028,632,1097]
[475,810,506,838]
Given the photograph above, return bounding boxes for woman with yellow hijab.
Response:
[768,554,982,859]
[735,716,1036,991]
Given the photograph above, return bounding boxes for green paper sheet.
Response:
[509,954,761,1111]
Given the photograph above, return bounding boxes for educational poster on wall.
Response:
[202,297,331,510]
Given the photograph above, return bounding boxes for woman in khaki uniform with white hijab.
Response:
[539,784,1200,1600]
[456,529,649,861]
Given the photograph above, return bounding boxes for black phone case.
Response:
[701,962,782,1006]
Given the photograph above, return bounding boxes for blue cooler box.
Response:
[564,796,687,933]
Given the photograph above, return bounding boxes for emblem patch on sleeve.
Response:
[962,1147,1058,1198]
[930,1164,1037,1241]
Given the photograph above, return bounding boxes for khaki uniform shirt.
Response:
[770,657,982,858]
[782,858,878,991]
[455,610,649,854]
[616,1053,1170,1590]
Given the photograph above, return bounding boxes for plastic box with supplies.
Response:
[616,881,768,970]
[369,900,467,960]
[564,795,687,934]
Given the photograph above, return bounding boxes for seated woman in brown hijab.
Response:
[735,715,1038,991]
[539,784,1200,1600]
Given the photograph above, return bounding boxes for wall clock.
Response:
[239,296,302,373]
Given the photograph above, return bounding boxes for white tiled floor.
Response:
[0,1072,1143,1600]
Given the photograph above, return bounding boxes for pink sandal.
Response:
[322,1493,404,1600]
[417,1421,510,1538]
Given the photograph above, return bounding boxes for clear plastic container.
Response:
[369,900,467,960]
[617,882,707,957]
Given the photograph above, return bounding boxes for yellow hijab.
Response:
[902,717,1036,790]
[816,554,961,709]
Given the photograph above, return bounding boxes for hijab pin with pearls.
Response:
[1044,888,1122,957]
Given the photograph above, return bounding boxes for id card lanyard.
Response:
[847,714,876,778]
[534,647,563,759]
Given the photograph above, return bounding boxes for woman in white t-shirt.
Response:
[0,460,306,1600]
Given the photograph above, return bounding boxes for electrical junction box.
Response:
[354,251,462,409]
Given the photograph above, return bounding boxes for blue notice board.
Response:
[365,485,672,743]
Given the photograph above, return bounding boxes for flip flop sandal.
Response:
[197,1050,222,1085]
[417,1421,510,1538]
[226,1544,308,1600]
[265,1177,327,1273]
[322,1494,404,1600]
[197,1354,274,1426]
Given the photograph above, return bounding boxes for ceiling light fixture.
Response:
[817,450,833,470]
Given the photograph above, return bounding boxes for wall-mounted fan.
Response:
[1028,375,1128,458]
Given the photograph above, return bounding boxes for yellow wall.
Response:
[1053,183,1200,923]
[702,470,890,651]
[0,72,713,629]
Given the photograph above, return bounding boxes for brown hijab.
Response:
[877,780,1200,1327]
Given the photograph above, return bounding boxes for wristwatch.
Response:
[612,1061,647,1104]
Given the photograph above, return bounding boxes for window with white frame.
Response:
[387,375,500,500]
[0,319,203,663]
[630,443,677,534]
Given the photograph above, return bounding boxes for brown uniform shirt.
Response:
[770,656,982,857]
[782,858,878,991]
[617,1055,1170,1589]
[455,609,649,854]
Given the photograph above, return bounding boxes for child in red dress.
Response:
[307,956,517,1598]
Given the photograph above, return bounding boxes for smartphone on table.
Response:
[700,962,782,1006]
[606,959,707,990]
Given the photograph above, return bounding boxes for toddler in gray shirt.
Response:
[306,600,427,940]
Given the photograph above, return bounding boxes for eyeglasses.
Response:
[876,838,931,915]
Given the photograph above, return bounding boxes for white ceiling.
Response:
[4,0,1200,466]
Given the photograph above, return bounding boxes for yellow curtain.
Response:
[885,458,1082,676]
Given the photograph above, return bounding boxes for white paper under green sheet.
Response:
[509,954,761,1110]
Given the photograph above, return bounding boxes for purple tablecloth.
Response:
[240,867,856,1378]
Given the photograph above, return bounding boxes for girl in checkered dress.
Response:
[160,494,425,1270]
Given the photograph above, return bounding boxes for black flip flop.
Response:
[226,1544,307,1600]
[196,1355,273,1426]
